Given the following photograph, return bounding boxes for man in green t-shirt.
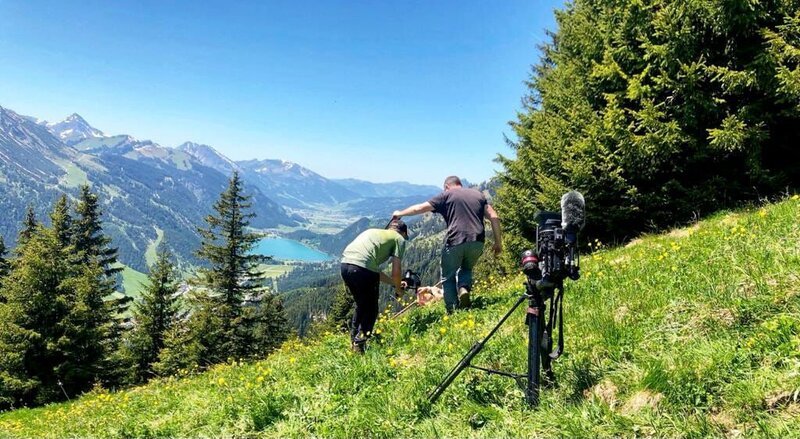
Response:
[340,219,408,353]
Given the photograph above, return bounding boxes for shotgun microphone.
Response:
[560,191,585,233]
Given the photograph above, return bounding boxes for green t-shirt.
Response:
[341,228,406,273]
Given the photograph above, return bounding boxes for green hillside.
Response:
[1,196,799,438]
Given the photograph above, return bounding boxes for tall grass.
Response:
[1,196,799,438]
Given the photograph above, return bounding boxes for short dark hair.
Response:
[443,176,462,187]
[387,219,408,239]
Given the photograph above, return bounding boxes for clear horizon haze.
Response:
[0,0,563,185]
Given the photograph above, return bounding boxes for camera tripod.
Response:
[427,278,565,407]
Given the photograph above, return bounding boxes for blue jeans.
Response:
[440,241,485,312]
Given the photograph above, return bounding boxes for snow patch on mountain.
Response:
[46,113,105,146]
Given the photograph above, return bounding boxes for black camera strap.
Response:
[549,286,564,360]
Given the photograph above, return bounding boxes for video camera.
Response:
[520,191,585,293]
[401,269,422,291]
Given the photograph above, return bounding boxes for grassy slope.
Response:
[2,197,799,438]
[260,264,296,278]
[144,227,164,268]
[118,264,149,301]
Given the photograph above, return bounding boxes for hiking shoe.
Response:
[458,287,471,309]
[351,340,366,354]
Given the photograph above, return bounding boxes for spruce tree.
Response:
[177,172,287,366]
[0,198,124,407]
[0,227,72,406]
[50,195,73,250]
[17,206,37,247]
[196,172,263,310]
[0,303,37,409]
[124,251,180,383]
[73,184,121,276]
[70,185,128,385]
[58,259,116,395]
[327,283,354,332]
[498,0,800,250]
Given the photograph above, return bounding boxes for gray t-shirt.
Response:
[428,187,487,247]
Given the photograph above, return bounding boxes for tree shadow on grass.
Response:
[468,293,511,311]
[406,310,443,334]
[565,357,601,404]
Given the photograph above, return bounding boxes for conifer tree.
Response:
[50,195,73,250]
[0,198,123,407]
[0,227,72,406]
[327,284,354,332]
[17,206,37,247]
[196,172,263,311]
[0,303,37,409]
[498,0,800,250]
[73,184,121,276]
[194,172,268,360]
[70,185,128,385]
[162,172,288,369]
[124,251,180,383]
[58,259,116,394]
[239,294,289,357]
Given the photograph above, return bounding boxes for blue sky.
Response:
[0,0,563,185]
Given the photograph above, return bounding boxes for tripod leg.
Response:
[540,304,555,385]
[429,294,528,405]
[526,303,542,406]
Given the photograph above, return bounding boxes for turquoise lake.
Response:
[254,237,332,262]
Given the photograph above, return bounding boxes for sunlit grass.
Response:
[1,196,799,438]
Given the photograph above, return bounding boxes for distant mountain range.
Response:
[0,104,442,275]
[333,179,440,199]
[0,105,300,274]
[166,142,440,209]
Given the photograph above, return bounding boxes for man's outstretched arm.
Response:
[392,202,434,219]
[379,257,404,298]
[485,204,503,255]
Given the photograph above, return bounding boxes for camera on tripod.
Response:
[520,205,582,294]
[427,190,586,407]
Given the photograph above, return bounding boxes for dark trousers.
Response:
[340,263,380,344]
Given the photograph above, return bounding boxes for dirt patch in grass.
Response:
[766,390,800,413]
[622,390,663,414]
[711,308,736,327]
[613,306,629,324]
[584,379,618,407]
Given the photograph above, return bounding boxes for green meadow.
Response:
[1,196,798,438]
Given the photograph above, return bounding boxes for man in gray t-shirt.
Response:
[392,176,502,312]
